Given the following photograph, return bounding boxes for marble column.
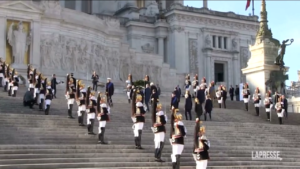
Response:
[206,55,211,83]
[0,18,6,61]
[59,0,65,8]
[75,0,82,11]
[31,21,41,68]
[158,37,164,57]
[174,29,185,73]
[203,0,208,8]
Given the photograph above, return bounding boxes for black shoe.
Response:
[155,159,165,162]
[88,132,96,135]
[137,146,143,149]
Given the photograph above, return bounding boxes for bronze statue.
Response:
[275,39,294,66]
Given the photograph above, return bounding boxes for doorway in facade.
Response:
[214,63,224,83]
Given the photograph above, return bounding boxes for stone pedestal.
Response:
[242,39,288,98]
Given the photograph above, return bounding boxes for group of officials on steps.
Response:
[1,58,288,168]
[126,74,210,169]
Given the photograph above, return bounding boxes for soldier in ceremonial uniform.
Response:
[275,97,284,124]
[34,71,42,105]
[86,87,97,135]
[27,65,34,90]
[11,69,19,97]
[152,103,166,162]
[170,109,186,169]
[193,118,201,162]
[66,75,75,118]
[194,125,210,169]
[264,91,273,121]
[243,83,251,111]
[216,86,223,108]
[192,74,199,98]
[132,94,146,149]
[252,87,261,116]
[38,74,46,110]
[7,67,13,96]
[97,93,110,144]
[3,64,8,92]
[185,74,192,95]
[126,74,133,103]
[106,78,114,107]
[76,80,86,126]
[44,80,52,115]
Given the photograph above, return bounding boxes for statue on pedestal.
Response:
[275,39,294,69]
[7,21,32,65]
[265,70,288,94]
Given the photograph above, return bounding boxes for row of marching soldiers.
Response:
[65,74,109,144]
[0,59,19,97]
[27,65,53,114]
[242,83,287,125]
[128,74,210,169]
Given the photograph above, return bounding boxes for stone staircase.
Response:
[1,86,300,168]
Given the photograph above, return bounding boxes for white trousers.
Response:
[98,121,107,133]
[196,160,208,169]
[45,100,51,109]
[265,108,270,112]
[127,92,131,99]
[39,94,45,104]
[0,73,3,78]
[217,99,222,104]
[254,103,259,107]
[243,98,249,103]
[134,123,144,137]
[171,144,184,162]
[12,86,18,94]
[277,109,284,117]
[154,132,165,148]
[77,105,86,116]
[68,99,74,109]
[34,88,40,98]
[87,113,95,124]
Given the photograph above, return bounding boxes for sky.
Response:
[184,0,300,85]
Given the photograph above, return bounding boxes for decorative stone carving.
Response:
[174,14,258,32]
[40,33,123,79]
[169,26,185,33]
[189,39,199,74]
[232,38,238,50]
[204,35,212,48]
[7,21,32,64]
[240,47,249,69]
[141,43,154,53]
[38,0,61,15]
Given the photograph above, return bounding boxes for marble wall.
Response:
[0,1,178,90]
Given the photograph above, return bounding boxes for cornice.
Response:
[166,12,259,32]
[201,28,239,36]
[125,21,154,28]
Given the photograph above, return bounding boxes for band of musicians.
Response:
[0,56,290,169]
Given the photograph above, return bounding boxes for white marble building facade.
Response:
[0,0,259,90]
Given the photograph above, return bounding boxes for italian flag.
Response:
[245,0,251,10]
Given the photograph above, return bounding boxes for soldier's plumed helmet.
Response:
[136,94,142,101]
[90,91,96,96]
[200,126,206,134]
[156,103,162,110]
[174,109,182,120]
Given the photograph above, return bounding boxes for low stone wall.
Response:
[288,97,300,113]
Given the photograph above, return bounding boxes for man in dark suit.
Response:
[144,84,151,112]
[51,74,60,98]
[170,91,179,109]
[281,95,288,118]
[229,85,234,101]
[91,71,99,91]
[235,85,239,101]
[106,78,114,106]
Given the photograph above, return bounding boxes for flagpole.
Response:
[252,0,254,15]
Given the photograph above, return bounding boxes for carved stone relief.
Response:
[189,39,198,74]
[204,35,212,48]
[141,43,154,53]
[40,33,162,84]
